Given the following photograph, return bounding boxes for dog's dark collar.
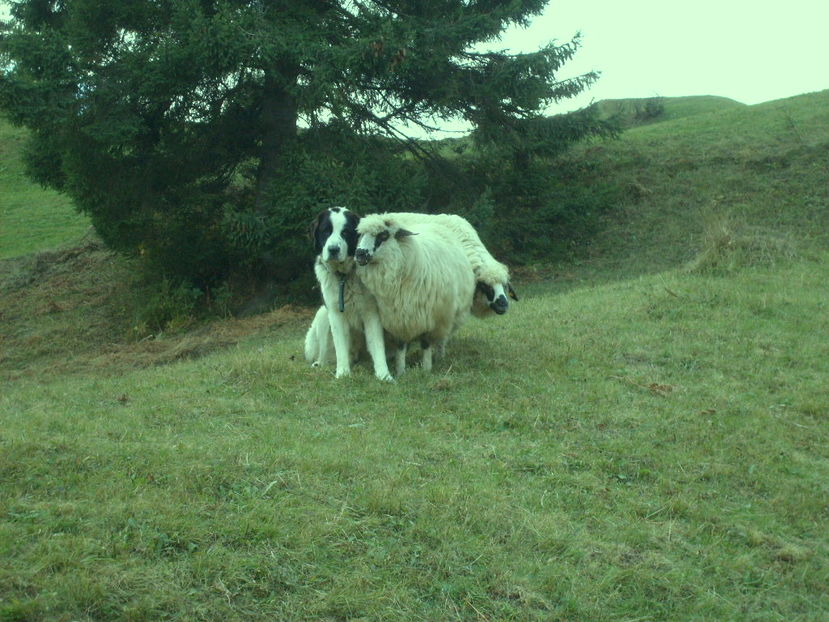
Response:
[319,258,352,312]
[337,272,347,312]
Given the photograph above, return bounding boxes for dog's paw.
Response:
[311,361,321,368]
[335,368,351,378]
[376,372,395,383]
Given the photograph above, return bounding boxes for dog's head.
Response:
[311,207,361,264]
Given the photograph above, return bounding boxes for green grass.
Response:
[2,91,829,620]
[572,89,829,279]
[2,258,828,620]
[596,95,746,127]
[0,119,90,259]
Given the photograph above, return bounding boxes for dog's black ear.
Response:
[310,211,326,253]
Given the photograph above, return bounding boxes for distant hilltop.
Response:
[593,95,746,128]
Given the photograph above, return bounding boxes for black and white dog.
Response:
[305,207,393,381]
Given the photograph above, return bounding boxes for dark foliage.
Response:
[418,106,620,265]
[1,0,610,315]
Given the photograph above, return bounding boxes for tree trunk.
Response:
[255,66,299,214]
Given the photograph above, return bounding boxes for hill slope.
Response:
[596,94,746,128]
[573,89,829,281]
[0,120,90,260]
[2,255,827,620]
[1,91,828,621]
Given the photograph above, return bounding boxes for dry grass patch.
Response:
[0,238,314,381]
[686,208,800,275]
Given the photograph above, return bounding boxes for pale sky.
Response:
[3,1,827,130]
[501,0,829,113]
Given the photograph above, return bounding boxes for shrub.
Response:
[131,277,204,338]
[634,97,666,122]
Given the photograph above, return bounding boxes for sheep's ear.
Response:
[395,228,418,240]
[507,283,519,301]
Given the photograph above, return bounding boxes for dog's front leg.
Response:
[315,307,332,367]
[327,309,352,378]
[363,313,393,382]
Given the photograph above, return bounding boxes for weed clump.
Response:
[686,211,799,274]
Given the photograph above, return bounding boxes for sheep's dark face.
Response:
[476,282,508,314]
[355,219,415,266]
[312,207,360,264]
[475,281,518,315]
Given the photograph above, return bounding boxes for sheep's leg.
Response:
[362,313,393,382]
[420,338,433,372]
[395,342,407,377]
[328,309,352,378]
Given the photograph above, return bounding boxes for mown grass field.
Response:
[2,91,828,621]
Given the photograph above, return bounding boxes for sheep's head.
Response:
[354,215,416,266]
[473,281,518,316]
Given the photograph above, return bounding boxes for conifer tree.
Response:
[0,0,601,288]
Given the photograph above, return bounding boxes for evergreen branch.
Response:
[346,99,441,164]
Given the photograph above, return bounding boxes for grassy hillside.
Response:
[1,91,828,621]
[596,95,746,128]
[0,120,90,260]
[575,89,829,280]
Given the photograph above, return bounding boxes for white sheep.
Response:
[383,212,517,317]
[354,215,475,375]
